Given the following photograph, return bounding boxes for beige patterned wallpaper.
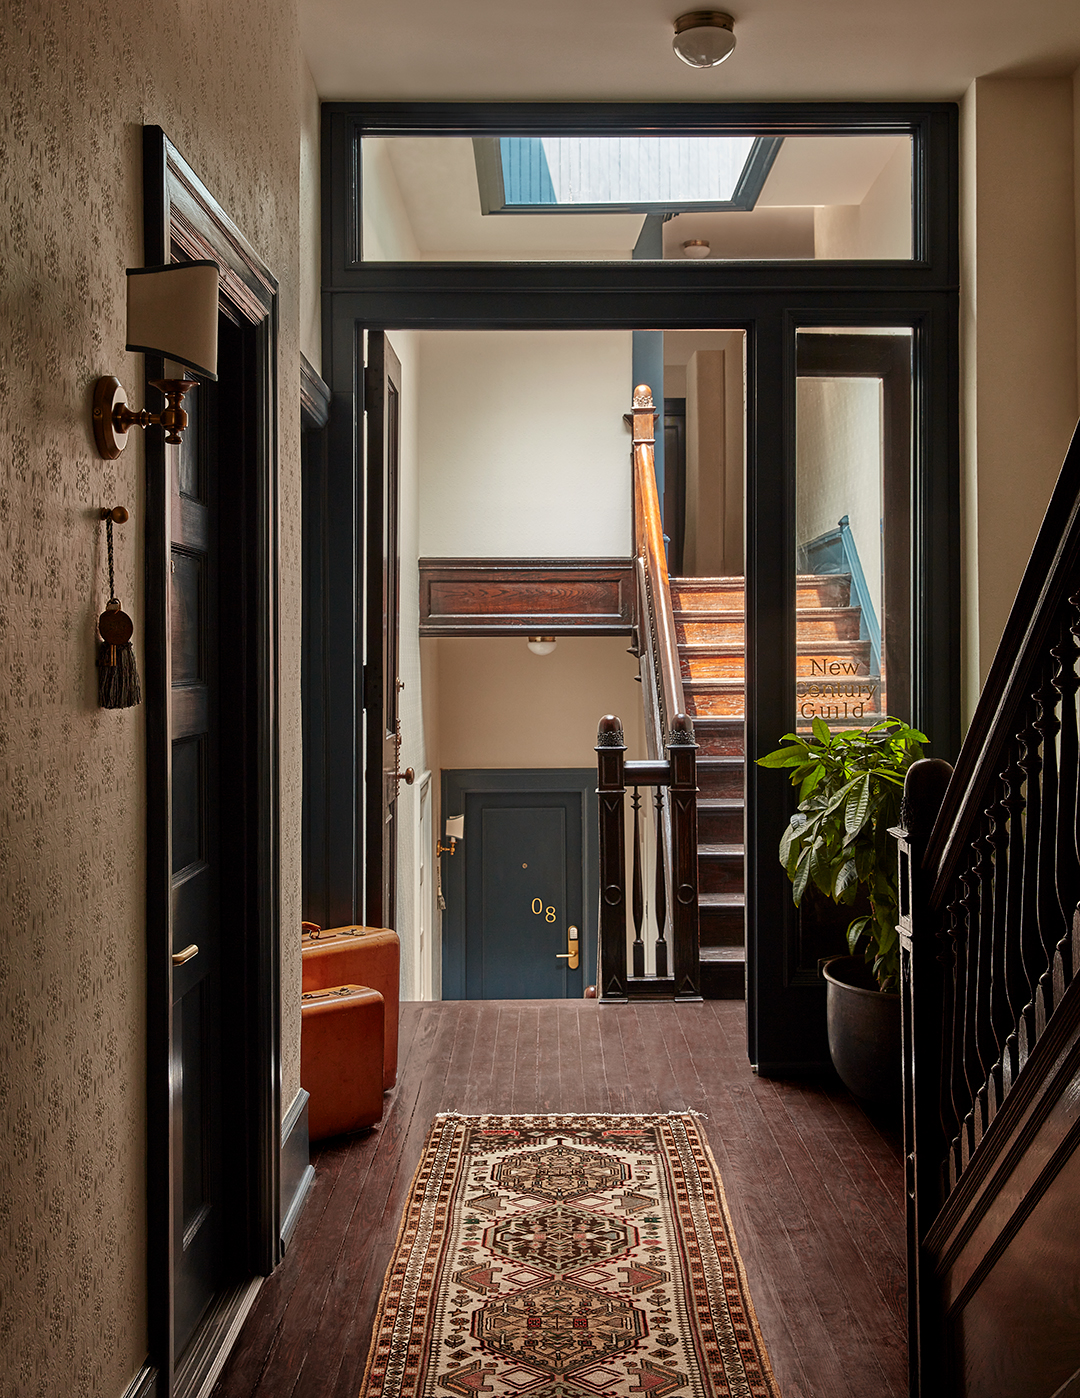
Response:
[0,0,305,1392]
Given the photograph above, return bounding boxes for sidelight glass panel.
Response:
[794,328,912,731]
[360,135,913,263]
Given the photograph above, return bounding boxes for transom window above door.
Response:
[360,132,914,262]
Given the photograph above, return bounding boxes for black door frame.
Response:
[143,126,281,1396]
[316,101,960,1072]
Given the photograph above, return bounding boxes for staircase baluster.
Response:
[984,792,1011,1120]
[654,787,668,979]
[957,863,982,1165]
[971,817,998,1115]
[1052,601,1080,1001]
[1033,658,1063,1039]
[1015,699,1046,1072]
[940,897,966,1189]
[999,748,1028,1097]
[631,787,645,978]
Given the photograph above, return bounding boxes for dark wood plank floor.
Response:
[212,1001,906,1398]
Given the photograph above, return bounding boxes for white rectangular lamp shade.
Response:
[126,261,220,380]
[445,815,465,840]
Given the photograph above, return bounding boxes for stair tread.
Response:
[699,946,746,961]
[699,797,743,809]
[673,607,860,621]
[698,843,744,857]
[697,755,743,766]
[680,639,868,653]
[699,892,745,907]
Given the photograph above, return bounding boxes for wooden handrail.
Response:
[631,385,689,751]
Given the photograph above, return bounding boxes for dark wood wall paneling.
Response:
[418,558,635,636]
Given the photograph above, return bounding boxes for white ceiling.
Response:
[301,0,1080,104]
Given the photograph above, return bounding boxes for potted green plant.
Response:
[757,716,927,1101]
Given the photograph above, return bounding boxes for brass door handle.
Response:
[172,944,199,966]
[556,926,580,970]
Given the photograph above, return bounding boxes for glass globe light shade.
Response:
[527,637,557,656]
[672,12,736,68]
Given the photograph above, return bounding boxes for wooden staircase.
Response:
[670,574,881,998]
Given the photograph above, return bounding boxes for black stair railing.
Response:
[897,418,1080,1391]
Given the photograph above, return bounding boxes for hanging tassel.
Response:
[97,509,142,710]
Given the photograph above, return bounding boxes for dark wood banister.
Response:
[632,384,689,753]
[924,419,1080,898]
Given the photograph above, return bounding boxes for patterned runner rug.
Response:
[360,1113,780,1398]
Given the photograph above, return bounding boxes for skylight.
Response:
[474,135,782,215]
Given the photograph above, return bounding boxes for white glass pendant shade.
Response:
[126,261,220,380]
[672,12,736,68]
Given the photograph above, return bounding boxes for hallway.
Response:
[212,1002,906,1398]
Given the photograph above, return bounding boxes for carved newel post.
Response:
[596,716,628,1001]
[668,713,701,1000]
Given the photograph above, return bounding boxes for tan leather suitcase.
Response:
[301,925,400,1089]
[301,984,385,1141]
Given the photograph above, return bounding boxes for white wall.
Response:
[418,330,633,558]
[961,76,1079,719]
[426,637,646,769]
[814,139,913,260]
[796,377,883,623]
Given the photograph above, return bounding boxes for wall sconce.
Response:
[92,261,220,460]
[437,814,465,858]
[527,636,557,656]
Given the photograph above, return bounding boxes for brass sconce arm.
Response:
[92,375,199,459]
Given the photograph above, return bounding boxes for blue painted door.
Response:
[442,771,597,1000]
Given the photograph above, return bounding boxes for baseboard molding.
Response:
[174,1275,263,1398]
[280,1087,315,1253]
[122,1363,158,1398]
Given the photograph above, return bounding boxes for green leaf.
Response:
[811,715,832,745]
[844,773,872,838]
[756,747,807,768]
[791,846,811,905]
[834,859,859,899]
[846,915,871,952]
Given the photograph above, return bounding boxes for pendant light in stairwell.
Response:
[672,12,736,68]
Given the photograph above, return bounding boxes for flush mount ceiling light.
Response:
[682,239,711,258]
[527,636,557,656]
[672,11,736,68]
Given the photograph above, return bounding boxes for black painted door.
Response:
[169,360,230,1356]
[364,332,402,929]
[442,772,598,999]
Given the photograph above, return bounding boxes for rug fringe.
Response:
[434,1109,706,1120]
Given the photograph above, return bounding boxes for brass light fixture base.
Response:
[92,374,199,458]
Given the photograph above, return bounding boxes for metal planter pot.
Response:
[821,954,901,1104]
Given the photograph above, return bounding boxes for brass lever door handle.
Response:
[172,944,199,966]
[556,925,580,970]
